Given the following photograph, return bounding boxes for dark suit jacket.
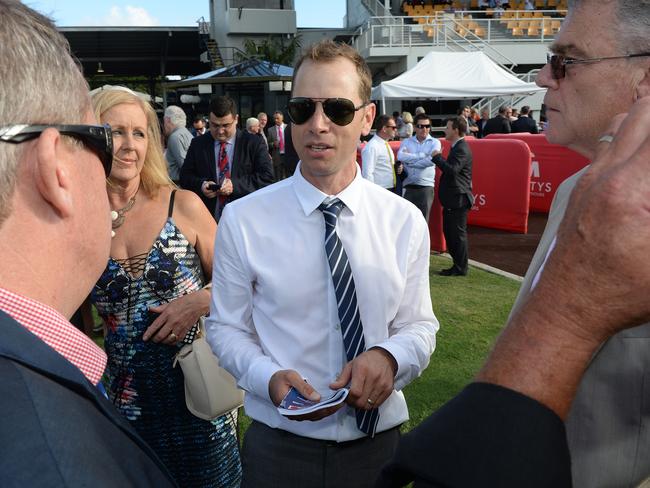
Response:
[377,383,571,488]
[0,310,177,488]
[433,138,473,209]
[476,118,489,138]
[511,115,539,134]
[180,130,274,215]
[482,115,511,136]
[283,123,300,176]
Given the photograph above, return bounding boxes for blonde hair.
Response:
[293,40,372,103]
[91,88,173,198]
[402,111,413,124]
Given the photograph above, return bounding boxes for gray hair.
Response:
[569,0,650,52]
[0,0,90,226]
[164,105,187,129]
[246,117,260,131]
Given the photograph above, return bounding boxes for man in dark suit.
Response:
[433,116,473,276]
[267,110,288,180]
[180,95,274,220]
[0,2,176,485]
[476,108,490,138]
[482,105,511,136]
[511,105,540,134]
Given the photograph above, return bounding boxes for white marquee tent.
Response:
[371,51,544,112]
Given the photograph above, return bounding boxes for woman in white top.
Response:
[398,111,414,140]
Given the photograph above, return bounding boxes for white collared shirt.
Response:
[361,134,395,189]
[206,164,438,442]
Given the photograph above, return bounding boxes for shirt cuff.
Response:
[246,358,284,403]
[371,340,410,391]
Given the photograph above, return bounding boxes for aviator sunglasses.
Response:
[0,124,113,177]
[287,97,369,126]
[547,52,650,80]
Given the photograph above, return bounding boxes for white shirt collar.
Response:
[292,162,363,217]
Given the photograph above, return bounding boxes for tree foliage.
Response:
[238,35,301,67]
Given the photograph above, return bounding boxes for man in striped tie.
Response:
[208,40,438,488]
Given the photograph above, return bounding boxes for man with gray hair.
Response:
[0,1,175,485]
[509,1,650,486]
[163,105,192,183]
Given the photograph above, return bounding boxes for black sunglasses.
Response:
[547,52,650,80]
[287,97,369,126]
[0,124,113,177]
[415,124,431,129]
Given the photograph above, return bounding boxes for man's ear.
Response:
[635,63,650,100]
[360,102,377,137]
[33,128,74,218]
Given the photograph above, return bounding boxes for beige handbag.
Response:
[173,318,244,420]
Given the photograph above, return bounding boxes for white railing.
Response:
[353,10,564,51]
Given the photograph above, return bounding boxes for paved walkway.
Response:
[465,212,548,279]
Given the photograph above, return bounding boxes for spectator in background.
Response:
[246,117,261,136]
[398,111,414,139]
[511,105,539,134]
[361,114,402,193]
[163,105,193,184]
[180,95,274,221]
[191,114,206,137]
[506,106,517,122]
[476,108,490,138]
[393,110,404,133]
[283,123,300,176]
[398,113,441,222]
[432,116,474,277]
[267,110,288,180]
[482,105,511,136]
[461,106,479,136]
[257,111,269,146]
[414,106,426,116]
[524,0,535,10]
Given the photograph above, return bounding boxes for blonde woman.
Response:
[89,88,241,487]
[398,111,414,139]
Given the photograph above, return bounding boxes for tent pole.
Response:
[382,96,386,115]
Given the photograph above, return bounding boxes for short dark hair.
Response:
[446,116,467,135]
[376,114,393,131]
[209,96,237,118]
[414,113,430,125]
[498,105,508,115]
[520,105,530,115]
[193,114,205,123]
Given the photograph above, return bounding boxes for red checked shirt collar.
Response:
[0,287,107,385]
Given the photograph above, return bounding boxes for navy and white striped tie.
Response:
[318,198,379,437]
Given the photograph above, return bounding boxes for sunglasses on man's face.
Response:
[287,97,369,126]
[415,124,431,129]
[0,124,113,177]
[547,51,650,80]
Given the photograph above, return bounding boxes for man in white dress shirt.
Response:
[361,114,399,192]
[207,40,438,487]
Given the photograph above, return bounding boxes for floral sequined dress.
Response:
[91,192,241,488]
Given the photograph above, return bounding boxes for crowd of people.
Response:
[2,0,650,487]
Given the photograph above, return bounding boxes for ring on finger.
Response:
[598,134,614,144]
[169,332,178,342]
[367,398,375,405]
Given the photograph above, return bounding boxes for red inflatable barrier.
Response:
[359,138,531,252]
[486,133,590,212]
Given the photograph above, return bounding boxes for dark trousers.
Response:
[272,153,286,181]
[241,420,400,488]
[404,185,434,223]
[443,204,469,273]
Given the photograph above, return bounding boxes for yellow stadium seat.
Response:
[474,27,486,37]
[528,26,540,36]
[535,0,546,7]
[512,27,524,36]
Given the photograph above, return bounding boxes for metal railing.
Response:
[353,10,564,51]
[361,0,392,17]
[472,69,542,116]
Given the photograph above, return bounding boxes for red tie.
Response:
[278,126,284,153]
[217,142,230,214]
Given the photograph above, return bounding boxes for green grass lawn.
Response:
[94,254,521,436]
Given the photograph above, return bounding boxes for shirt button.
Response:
[335,324,340,330]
